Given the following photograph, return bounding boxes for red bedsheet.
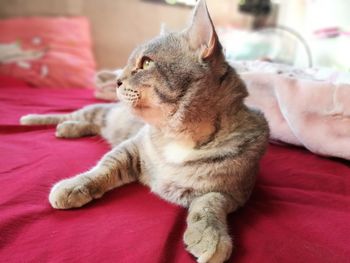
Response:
[1,75,349,263]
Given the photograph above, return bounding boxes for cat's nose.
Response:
[116,79,123,88]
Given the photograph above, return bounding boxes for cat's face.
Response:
[116,0,228,128]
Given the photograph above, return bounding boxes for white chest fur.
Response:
[162,142,195,164]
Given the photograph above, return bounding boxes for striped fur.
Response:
[20,1,269,262]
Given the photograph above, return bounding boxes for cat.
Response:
[20,1,269,262]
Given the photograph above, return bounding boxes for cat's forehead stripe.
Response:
[139,34,183,59]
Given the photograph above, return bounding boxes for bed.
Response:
[0,74,349,263]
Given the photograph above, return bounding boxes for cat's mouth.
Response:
[117,87,141,107]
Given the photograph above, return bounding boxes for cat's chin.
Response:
[132,105,151,110]
[130,105,151,117]
[131,106,164,127]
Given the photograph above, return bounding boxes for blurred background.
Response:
[0,0,349,71]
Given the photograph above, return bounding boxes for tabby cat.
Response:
[20,1,269,262]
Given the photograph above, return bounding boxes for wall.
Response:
[82,0,191,68]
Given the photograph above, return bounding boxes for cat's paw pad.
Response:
[55,122,79,138]
[184,214,232,263]
[20,114,41,125]
[49,176,94,209]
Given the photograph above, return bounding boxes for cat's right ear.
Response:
[185,0,219,60]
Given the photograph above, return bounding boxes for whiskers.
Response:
[117,87,141,107]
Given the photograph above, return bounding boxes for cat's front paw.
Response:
[184,214,232,263]
[49,176,96,209]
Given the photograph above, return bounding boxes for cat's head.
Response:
[117,0,247,130]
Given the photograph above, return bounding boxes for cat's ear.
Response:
[186,0,219,59]
[160,23,171,36]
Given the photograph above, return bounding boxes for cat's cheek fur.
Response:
[131,88,173,126]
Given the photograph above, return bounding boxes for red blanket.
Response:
[1,75,349,262]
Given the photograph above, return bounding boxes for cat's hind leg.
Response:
[55,120,100,138]
[20,113,70,125]
[20,104,114,138]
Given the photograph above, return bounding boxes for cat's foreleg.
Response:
[184,192,237,263]
[49,140,140,209]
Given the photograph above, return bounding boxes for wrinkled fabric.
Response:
[242,72,350,160]
[1,75,350,263]
[229,60,350,160]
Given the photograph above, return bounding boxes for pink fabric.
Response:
[1,76,350,262]
[0,17,96,88]
[242,72,350,160]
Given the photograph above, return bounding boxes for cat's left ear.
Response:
[160,23,171,36]
[186,0,219,59]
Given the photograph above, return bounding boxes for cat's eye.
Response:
[140,56,154,70]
